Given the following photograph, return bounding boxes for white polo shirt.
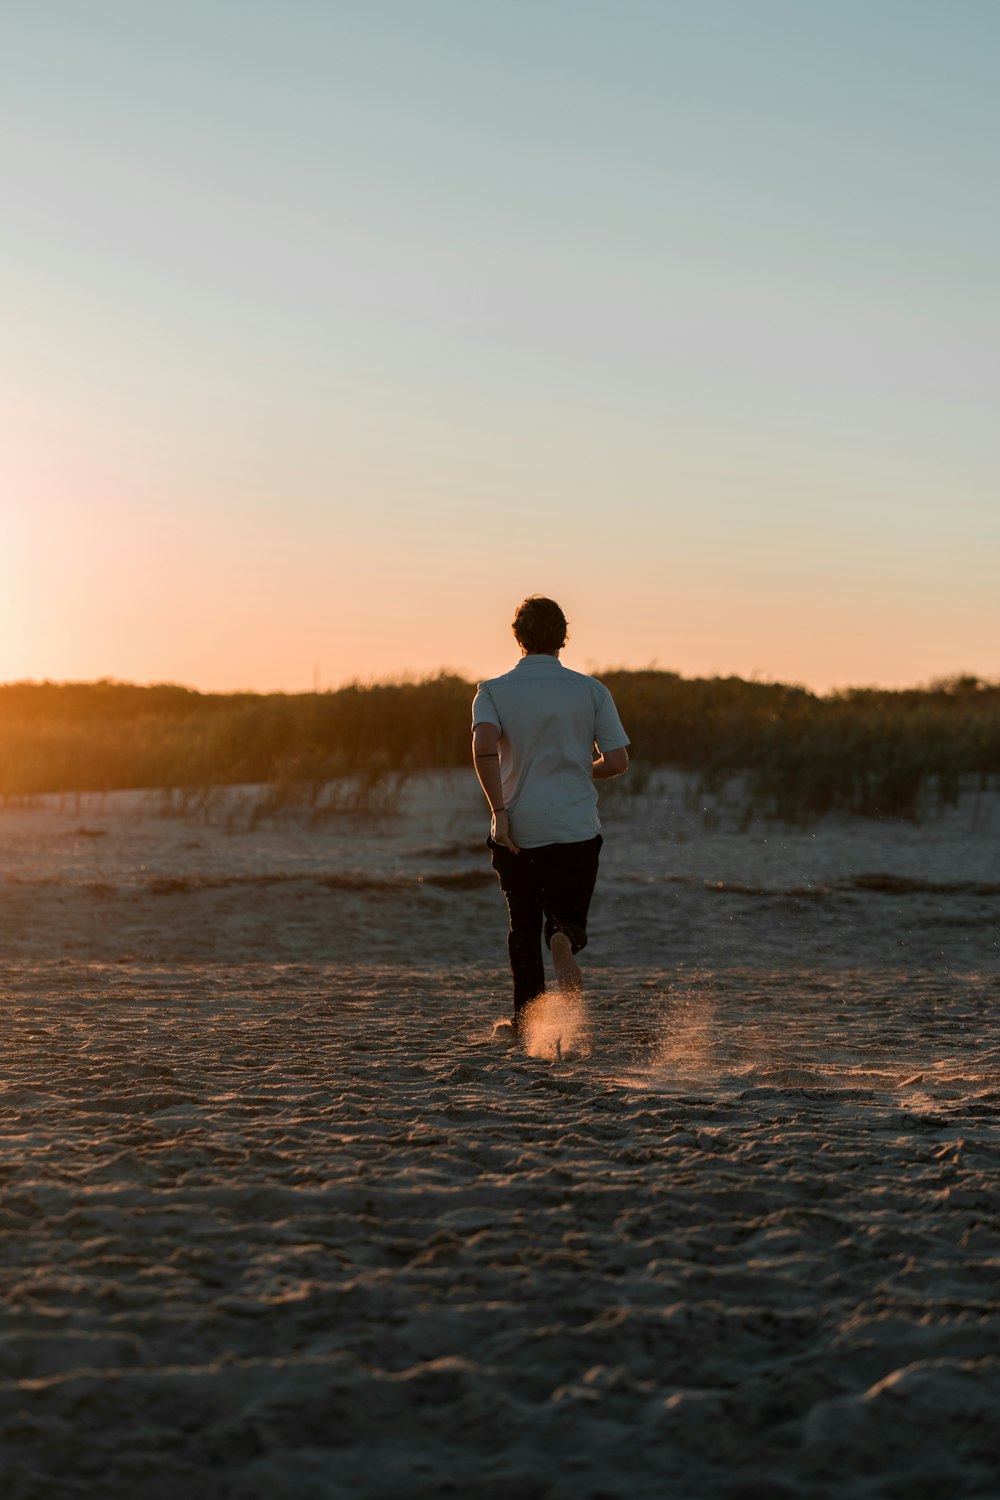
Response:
[471,655,630,848]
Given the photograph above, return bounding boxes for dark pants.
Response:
[488,835,603,1016]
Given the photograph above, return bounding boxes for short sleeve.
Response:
[594,685,629,752]
[471,683,501,729]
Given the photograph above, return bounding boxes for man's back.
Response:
[472,654,628,847]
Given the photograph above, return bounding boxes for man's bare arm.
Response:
[472,722,519,851]
[593,746,629,780]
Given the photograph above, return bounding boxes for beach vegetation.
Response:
[1,671,998,822]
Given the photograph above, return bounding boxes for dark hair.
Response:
[511,596,568,654]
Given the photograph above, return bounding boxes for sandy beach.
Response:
[1,772,998,1497]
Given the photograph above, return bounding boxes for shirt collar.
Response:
[514,655,563,671]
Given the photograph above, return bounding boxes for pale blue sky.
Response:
[3,1,998,690]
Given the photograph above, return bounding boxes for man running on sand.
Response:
[472,596,630,1036]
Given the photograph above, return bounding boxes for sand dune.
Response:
[1,775,998,1496]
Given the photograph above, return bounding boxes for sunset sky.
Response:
[3,1,998,694]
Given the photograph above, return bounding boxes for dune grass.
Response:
[602,670,1000,820]
[1,671,998,821]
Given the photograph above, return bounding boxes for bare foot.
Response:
[550,932,582,995]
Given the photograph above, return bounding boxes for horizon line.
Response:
[1,668,994,700]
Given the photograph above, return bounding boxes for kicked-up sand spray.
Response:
[521,986,591,1060]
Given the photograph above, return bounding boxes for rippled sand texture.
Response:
[2,959,999,1500]
[1,775,998,1496]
